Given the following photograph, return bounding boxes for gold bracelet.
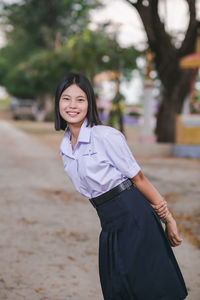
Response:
[161,212,172,224]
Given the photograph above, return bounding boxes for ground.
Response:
[0,116,199,300]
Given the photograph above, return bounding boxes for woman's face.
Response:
[59,84,88,126]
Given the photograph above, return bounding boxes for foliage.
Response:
[0,0,102,98]
[61,28,140,81]
[0,1,140,99]
[1,0,101,51]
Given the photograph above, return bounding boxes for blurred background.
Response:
[0,0,200,299]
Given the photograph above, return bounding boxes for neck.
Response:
[68,119,85,141]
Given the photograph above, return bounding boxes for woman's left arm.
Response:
[131,171,167,216]
[131,171,183,247]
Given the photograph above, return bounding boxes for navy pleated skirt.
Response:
[95,185,188,300]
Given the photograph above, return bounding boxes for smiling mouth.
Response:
[67,112,80,116]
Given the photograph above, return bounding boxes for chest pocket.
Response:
[82,150,97,157]
[78,142,101,177]
[78,142,110,178]
[81,137,98,157]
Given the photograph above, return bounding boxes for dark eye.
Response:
[78,98,84,101]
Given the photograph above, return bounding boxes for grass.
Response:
[0,97,11,109]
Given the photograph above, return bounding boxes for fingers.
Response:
[156,207,168,218]
[168,233,183,247]
[151,200,168,218]
[170,239,182,247]
[155,204,167,212]
[169,238,179,247]
[164,216,183,247]
[151,200,167,211]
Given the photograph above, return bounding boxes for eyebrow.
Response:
[62,94,86,98]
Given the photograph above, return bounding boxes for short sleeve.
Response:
[103,129,141,178]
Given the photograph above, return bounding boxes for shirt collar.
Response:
[60,118,91,157]
[76,117,91,143]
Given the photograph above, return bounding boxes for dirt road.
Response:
[0,120,199,300]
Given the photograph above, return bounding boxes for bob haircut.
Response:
[54,72,102,131]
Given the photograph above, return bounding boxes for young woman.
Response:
[55,72,188,300]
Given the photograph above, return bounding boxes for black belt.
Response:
[89,179,133,208]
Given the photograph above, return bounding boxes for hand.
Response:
[151,200,168,218]
[165,217,183,247]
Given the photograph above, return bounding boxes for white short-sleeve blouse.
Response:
[60,118,141,198]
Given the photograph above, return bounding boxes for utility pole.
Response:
[141,49,155,141]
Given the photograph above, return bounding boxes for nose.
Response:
[69,99,77,108]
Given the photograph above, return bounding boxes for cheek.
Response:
[59,101,66,112]
[59,103,66,119]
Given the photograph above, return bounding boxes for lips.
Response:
[67,112,80,117]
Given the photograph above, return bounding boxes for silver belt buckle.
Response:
[123,179,132,190]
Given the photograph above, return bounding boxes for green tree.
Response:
[1,0,100,52]
[63,28,139,80]
[0,0,101,97]
[13,27,139,123]
[0,1,140,124]
[125,0,199,142]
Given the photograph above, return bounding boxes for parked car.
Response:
[12,99,38,120]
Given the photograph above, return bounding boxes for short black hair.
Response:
[54,72,102,130]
